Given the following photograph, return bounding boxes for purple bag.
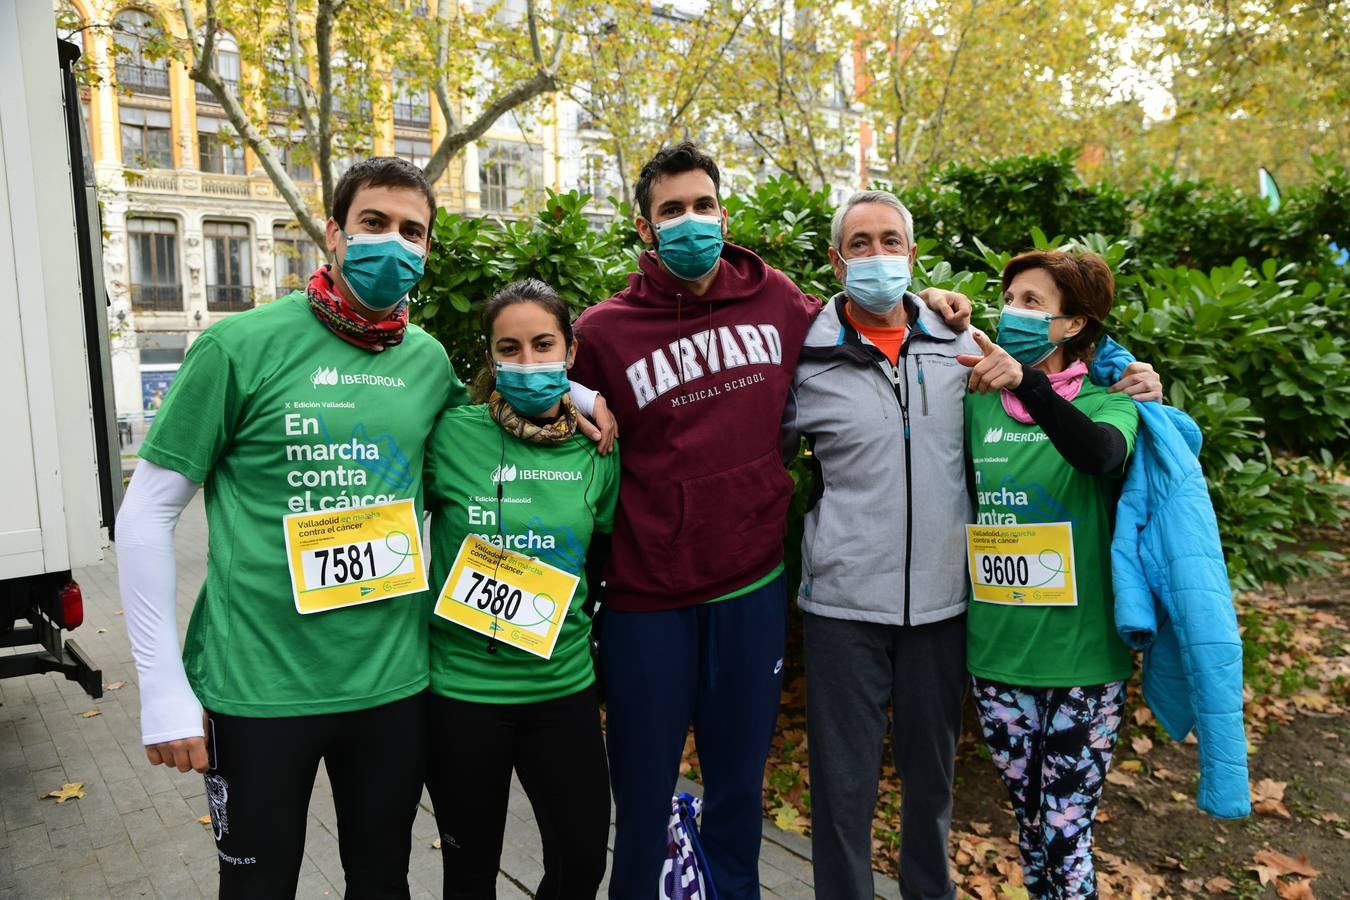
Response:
[659,792,718,900]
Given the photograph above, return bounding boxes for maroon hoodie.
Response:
[571,243,821,611]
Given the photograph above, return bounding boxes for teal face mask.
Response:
[843,254,911,315]
[339,229,426,311]
[653,211,724,281]
[495,360,570,416]
[995,305,1074,365]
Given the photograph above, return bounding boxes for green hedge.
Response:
[412,163,1349,590]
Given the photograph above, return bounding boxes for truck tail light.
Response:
[60,581,84,630]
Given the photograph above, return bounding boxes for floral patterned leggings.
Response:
[971,678,1126,900]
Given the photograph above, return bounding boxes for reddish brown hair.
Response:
[1001,250,1115,364]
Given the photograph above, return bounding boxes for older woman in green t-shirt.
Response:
[956,250,1140,899]
[422,279,619,900]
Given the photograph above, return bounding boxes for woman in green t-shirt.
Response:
[422,279,619,900]
[956,250,1140,899]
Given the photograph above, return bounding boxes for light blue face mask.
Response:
[653,211,724,281]
[339,229,426,311]
[995,305,1075,365]
[843,254,912,315]
[495,360,570,417]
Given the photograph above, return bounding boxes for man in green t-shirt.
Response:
[117,158,470,897]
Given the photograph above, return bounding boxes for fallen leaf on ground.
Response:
[1252,778,1288,802]
[1276,878,1316,900]
[1117,759,1144,773]
[1094,809,1111,823]
[1253,850,1320,878]
[197,815,211,827]
[104,681,124,690]
[771,804,807,834]
[1255,799,1293,819]
[79,709,101,718]
[1133,706,1154,726]
[997,885,1029,900]
[1130,735,1153,756]
[1171,791,1189,803]
[1181,877,1204,893]
[1204,875,1235,893]
[969,821,992,836]
[1105,770,1136,787]
[113,610,123,615]
[45,783,85,804]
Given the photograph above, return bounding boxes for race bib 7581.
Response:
[283,499,427,614]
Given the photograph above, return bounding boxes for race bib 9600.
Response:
[966,522,1077,607]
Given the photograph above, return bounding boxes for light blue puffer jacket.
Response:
[1090,336,1250,819]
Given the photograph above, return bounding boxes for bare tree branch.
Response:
[422,0,559,184]
[180,0,325,245]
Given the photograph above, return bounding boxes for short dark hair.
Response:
[331,157,437,230]
[1001,250,1115,364]
[634,141,721,222]
[471,279,574,402]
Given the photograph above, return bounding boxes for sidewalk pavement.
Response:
[0,496,901,899]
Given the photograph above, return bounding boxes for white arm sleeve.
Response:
[569,380,598,417]
[115,459,205,745]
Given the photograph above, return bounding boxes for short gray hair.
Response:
[830,190,915,252]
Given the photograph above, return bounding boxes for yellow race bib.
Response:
[283,499,427,614]
[966,522,1077,607]
[432,534,578,660]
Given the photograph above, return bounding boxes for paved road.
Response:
[0,496,900,898]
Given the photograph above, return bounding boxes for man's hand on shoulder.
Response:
[916,288,972,330]
[1109,361,1163,402]
[575,395,618,455]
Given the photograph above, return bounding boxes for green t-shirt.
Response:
[424,405,619,704]
[139,293,468,717]
[964,379,1140,687]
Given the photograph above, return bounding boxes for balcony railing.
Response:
[195,78,238,104]
[394,101,431,129]
[206,284,254,312]
[130,283,183,311]
[117,62,170,97]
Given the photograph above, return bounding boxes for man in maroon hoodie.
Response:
[570,142,970,899]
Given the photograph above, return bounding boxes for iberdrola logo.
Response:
[491,464,518,483]
[311,366,339,387]
[984,426,1004,443]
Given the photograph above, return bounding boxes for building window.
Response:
[395,137,432,170]
[393,74,431,128]
[204,221,253,311]
[578,154,614,202]
[479,140,542,212]
[273,225,324,295]
[127,218,181,311]
[196,31,241,104]
[121,106,172,169]
[266,50,305,111]
[113,10,170,97]
[198,117,245,175]
[272,130,315,181]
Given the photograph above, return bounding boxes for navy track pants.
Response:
[600,575,787,900]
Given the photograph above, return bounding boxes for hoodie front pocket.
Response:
[672,449,794,583]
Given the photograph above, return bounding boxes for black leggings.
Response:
[424,686,610,900]
[203,692,425,899]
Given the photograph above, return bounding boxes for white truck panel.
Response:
[0,0,105,578]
